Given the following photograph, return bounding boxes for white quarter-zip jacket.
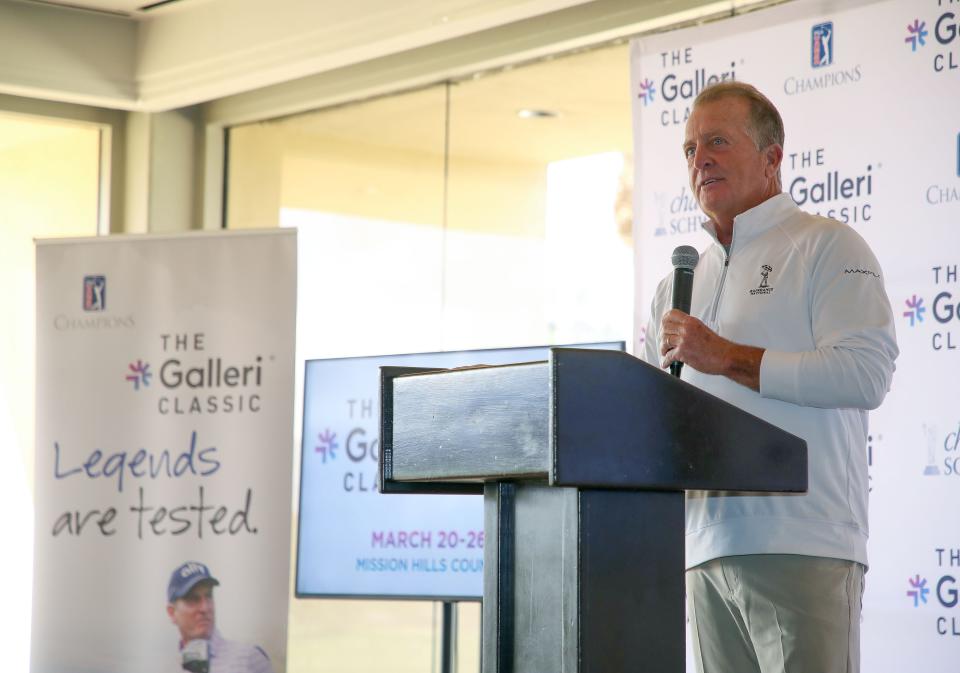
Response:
[643,193,898,569]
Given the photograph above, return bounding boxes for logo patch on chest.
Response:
[749,264,775,296]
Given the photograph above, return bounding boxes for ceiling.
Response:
[3,0,758,112]
[21,0,191,18]
[5,0,614,110]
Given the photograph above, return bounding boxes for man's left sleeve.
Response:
[247,645,274,673]
[758,228,898,410]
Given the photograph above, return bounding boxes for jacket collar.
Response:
[208,630,225,657]
[702,193,797,253]
[179,630,224,657]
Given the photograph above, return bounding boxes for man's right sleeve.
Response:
[641,293,662,368]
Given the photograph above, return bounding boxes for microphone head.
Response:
[671,245,699,271]
[182,639,209,673]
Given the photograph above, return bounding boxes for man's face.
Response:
[167,581,216,642]
[683,97,781,227]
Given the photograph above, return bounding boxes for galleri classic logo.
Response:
[314,398,379,494]
[645,46,739,127]
[902,264,960,352]
[125,333,268,416]
[908,574,931,606]
[126,360,152,390]
[905,19,929,52]
[902,4,960,73]
[786,146,875,224]
[637,78,656,106]
[315,429,339,464]
[905,549,960,637]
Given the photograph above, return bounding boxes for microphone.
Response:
[182,639,210,673]
[669,245,699,378]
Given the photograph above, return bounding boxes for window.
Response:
[227,43,632,673]
[0,110,104,672]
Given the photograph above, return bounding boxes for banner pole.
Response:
[441,601,457,673]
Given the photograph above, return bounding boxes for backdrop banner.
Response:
[631,0,960,670]
[32,230,296,673]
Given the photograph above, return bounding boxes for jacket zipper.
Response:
[709,229,736,326]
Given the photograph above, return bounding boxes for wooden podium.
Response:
[379,348,806,673]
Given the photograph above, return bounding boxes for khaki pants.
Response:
[686,555,864,673]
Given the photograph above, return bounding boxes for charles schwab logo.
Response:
[920,421,960,477]
[647,47,739,127]
[785,20,863,95]
[906,549,960,637]
[901,264,960,352]
[130,332,270,415]
[924,132,960,206]
[651,186,706,237]
[749,264,774,296]
[787,147,875,224]
[902,4,960,73]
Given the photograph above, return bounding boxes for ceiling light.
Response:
[517,109,559,119]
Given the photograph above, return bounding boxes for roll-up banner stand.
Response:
[33,230,296,673]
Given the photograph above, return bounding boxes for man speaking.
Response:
[167,561,274,673]
[642,81,898,673]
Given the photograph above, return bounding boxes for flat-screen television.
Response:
[295,342,624,600]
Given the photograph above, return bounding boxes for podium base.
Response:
[482,482,685,673]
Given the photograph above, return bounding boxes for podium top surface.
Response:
[380,349,807,494]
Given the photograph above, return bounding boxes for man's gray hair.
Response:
[693,81,785,151]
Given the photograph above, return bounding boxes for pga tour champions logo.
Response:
[54,275,134,331]
[811,22,834,67]
[785,20,862,95]
[83,275,106,311]
[924,132,960,206]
